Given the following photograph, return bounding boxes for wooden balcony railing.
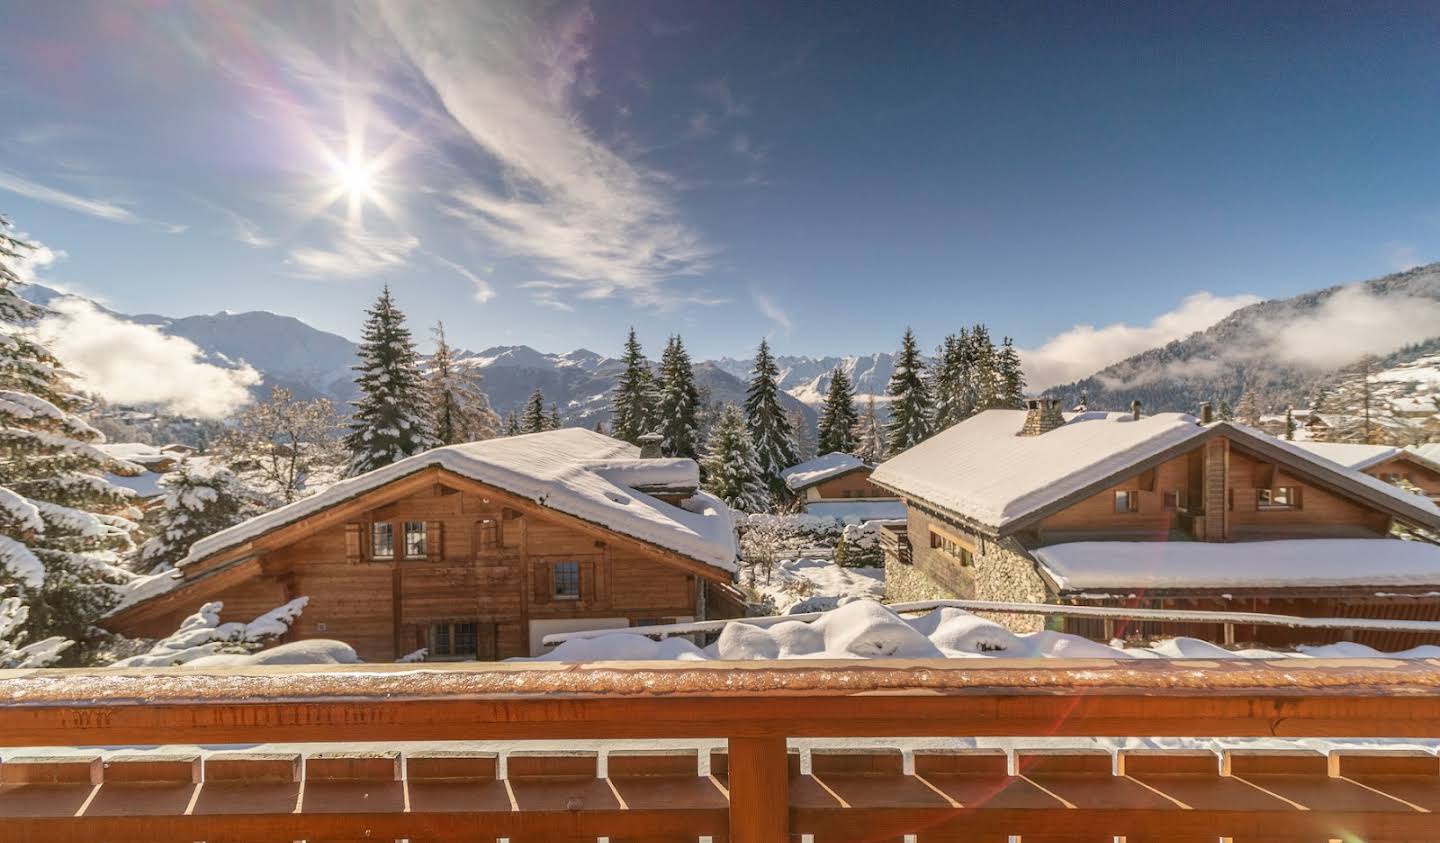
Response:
[3,658,1440,842]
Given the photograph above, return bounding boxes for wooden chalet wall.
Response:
[1364,455,1440,499]
[807,470,891,501]
[113,476,719,661]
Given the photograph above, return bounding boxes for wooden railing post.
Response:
[728,736,789,843]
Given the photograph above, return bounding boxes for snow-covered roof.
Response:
[179,429,737,573]
[96,442,175,468]
[871,410,1440,534]
[1034,538,1440,592]
[780,452,871,491]
[1413,443,1440,464]
[871,410,1203,532]
[1289,441,1402,472]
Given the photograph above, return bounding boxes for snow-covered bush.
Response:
[834,521,885,567]
[110,596,309,667]
[0,596,71,667]
[139,465,268,571]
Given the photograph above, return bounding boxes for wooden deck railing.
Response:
[3,658,1440,841]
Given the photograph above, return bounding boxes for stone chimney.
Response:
[1199,401,1214,424]
[1018,397,1066,436]
[637,432,663,459]
[1130,400,1143,421]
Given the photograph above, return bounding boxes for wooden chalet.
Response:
[779,452,904,521]
[103,430,743,660]
[871,399,1440,647]
[1292,440,1440,502]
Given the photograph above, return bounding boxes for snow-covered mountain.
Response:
[713,352,897,407]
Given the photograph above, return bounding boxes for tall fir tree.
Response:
[701,406,769,513]
[0,215,142,660]
[852,396,888,463]
[1234,388,1261,427]
[521,388,547,434]
[1284,406,1297,441]
[655,335,701,459]
[997,336,1027,409]
[969,324,1000,410]
[548,404,562,431]
[744,339,800,492]
[425,322,500,445]
[504,409,520,436]
[345,287,435,475]
[610,327,655,445]
[930,332,975,431]
[816,368,859,455]
[885,328,933,456]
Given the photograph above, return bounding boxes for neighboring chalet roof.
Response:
[870,410,1440,536]
[804,500,907,523]
[1414,443,1440,464]
[1289,441,1407,472]
[177,429,738,573]
[1034,538,1440,593]
[781,452,872,492]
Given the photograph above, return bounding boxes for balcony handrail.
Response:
[542,597,1440,645]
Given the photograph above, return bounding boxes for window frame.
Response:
[370,522,395,560]
[428,621,479,661]
[928,528,974,568]
[552,561,582,600]
[403,520,428,559]
[1114,490,1140,513]
[1257,486,1301,511]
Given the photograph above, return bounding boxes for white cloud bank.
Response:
[1020,292,1262,391]
[34,300,261,419]
[1266,286,1440,370]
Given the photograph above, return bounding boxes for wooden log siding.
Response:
[5,660,1440,841]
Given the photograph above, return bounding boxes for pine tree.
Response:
[969,324,1000,410]
[655,335,701,459]
[1218,400,1235,421]
[816,368,859,455]
[548,404,562,431]
[521,388,547,434]
[701,406,769,513]
[930,333,970,431]
[1284,406,1297,441]
[997,337,1026,409]
[885,328,933,455]
[139,466,266,572]
[852,396,888,463]
[504,409,520,436]
[610,327,655,445]
[425,322,499,445]
[1234,388,1261,427]
[345,287,436,475]
[0,215,142,659]
[744,339,800,491]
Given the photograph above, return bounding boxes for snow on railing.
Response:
[542,597,1440,646]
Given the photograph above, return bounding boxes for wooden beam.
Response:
[728,736,788,843]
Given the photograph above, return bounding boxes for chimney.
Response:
[1199,401,1214,424]
[637,432,663,459]
[1130,400,1142,421]
[1019,397,1066,436]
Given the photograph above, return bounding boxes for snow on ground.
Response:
[1034,538,1440,591]
[526,600,1440,662]
[804,500,906,522]
[748,557,884,614]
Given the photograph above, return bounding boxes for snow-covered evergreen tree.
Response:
[0,215,142,658]
[504,409,520,436]
[521,388,547,434]
[744,339,800,492]
[655,335,701,459]
[345,287,435,475]
[548,404,562,431]
[1285,407,1297,441]
[930,332,975,431]
[426,322,499,445]
[139,466,266,573]
[1218,400,1235,421]
[969,324,1000,410]
[885,328,933,456]
[702,405,769,513]
[1234,388,1261,427]
[852,396,887,463]
[816,368,859,455]
[610,327,655,445]
[0,596,71,668]
[110,597,309,667]
[997,336,1026,408]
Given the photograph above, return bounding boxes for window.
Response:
[553,561,581,599]
[371,522,394,559]
[929,529,974,567]
[404,521,427,558]
[477,518,501,550]
[1162,489,1188,512]
[1114,490,1139,513]
[1257,486,1300,510]
[429,622,478,659]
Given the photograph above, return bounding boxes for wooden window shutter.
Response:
[426,520,443,561]
[532,561,550,604]
[345,523,362,564]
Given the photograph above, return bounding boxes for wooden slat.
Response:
[728,736,788,843]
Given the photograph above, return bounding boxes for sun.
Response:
[334,157,375,202]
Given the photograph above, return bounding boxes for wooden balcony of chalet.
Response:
[4,658,1440,842]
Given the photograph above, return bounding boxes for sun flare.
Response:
[334,157,375,201]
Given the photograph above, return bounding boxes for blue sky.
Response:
[1,1,1437,387]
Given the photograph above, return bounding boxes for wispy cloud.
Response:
[287,225,420,280]
[1020,292,1262,390]
[0,170,186,234]
[431,253,495,302]
[751,288,792,334]
[375,2,712,305]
